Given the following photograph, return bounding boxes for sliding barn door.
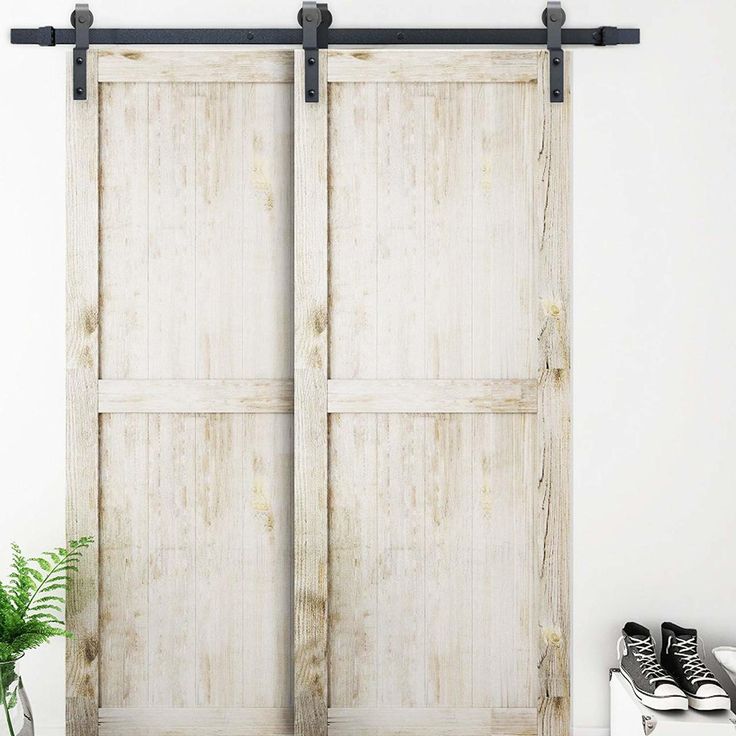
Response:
[67,47,569,736]
[67,50,296,736]
[294,49,570,736]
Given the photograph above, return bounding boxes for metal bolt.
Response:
[308,57,316,65]
[553,89,562,97]
[305,14,312,22]
[397,31,405,40]
[553,57,561,65]
[78,16,87,24]
[247,31,254,40]
[76,56,84,65]
[550,14,558,22]
[308,89,316,98]
[76,87,84,95]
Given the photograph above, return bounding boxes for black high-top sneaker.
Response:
[661,622,731,711]
[618,622,688,710]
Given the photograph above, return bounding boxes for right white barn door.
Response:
[293,49,571,736]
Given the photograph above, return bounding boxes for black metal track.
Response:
[10,26,640,47]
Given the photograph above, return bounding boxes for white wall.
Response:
[1,1,735,733]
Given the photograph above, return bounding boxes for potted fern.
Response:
[0,537,93,736]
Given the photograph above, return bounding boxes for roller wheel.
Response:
[70,9,94,27]
[542,8,566,27]
[297,7,333,28]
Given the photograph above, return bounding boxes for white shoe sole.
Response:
[688,694,731,711]
[621,668,688,711]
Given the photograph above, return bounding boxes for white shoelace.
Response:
[667,636,717,685]
[618,636,676,685]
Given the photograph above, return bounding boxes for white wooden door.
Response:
[293,49,571,736]
[67,48,569,736]
[67,49,296,736]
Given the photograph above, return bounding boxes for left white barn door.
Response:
[67,49,296,736]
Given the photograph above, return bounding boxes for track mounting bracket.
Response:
[544,1,565,102]
[299,2,331,103]
[71,3,93,101]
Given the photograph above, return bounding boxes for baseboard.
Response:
[36,725,65,735]
[573,728,609,736]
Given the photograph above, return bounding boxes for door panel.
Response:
[294,49,570,736]
[67,47,569,736]
[68,51,296,736]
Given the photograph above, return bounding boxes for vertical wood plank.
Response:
[424,415,473,706]
[66,49,100,736]
[146,81,198,706]
[376,83,426,380]
[195,414,245,706]
[374,83,427,709]
[193,82,247,709]
[325,80,379,710]
[294,49,329,736]
[98,82,149,379]
[327,414,378,707]
[243,413,294,707]
[471,82,537,381]
[99,415,149,707]
[471,78,539,711]
[327,82,378,379]
[148,83,197,379]
[195,82,244,380]
[376,414,426,707]
[97,80,151,710]
[241,81,295,708]
[424,83,473,380]
[423,82,474,707]
[243,82,294,381]
[536,52,572,736]
[472,414,536,707]
[148,413,196,706]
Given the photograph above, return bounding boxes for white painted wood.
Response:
[327,707,537,735]
[99,414,149,707]
[98,707,294,735]
[327,414,378,707]
[97,80,151,711]
[98,49,293,83]
[66,49,100,736]
[88,49,297,729]
[472,415,537,707]
[71,47,569,736]
[536,53,572,736]
[293,49,329,736]
[327,50,539,83]
[147,82,197,379]
[327,379,537,414]
[376,414,426,707]
[147,413,197,706]
[98,379,294,413]
[322,49,570,734]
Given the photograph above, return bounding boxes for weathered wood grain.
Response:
[536,52,572,736]
[327,707,537,735]
[327,49,539,83]
[98,49,294,83]
[327,379,537,414]
[148,82,197,379]
[294,49,329,736]
[98,379,294,413]
[98,707,294,735]
[376,414,426,707]
[66,49,100,736]
[99,414,149,707]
